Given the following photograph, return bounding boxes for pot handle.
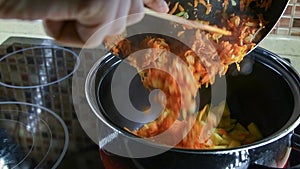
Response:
[249,133,300,169]
[291,132,300,152]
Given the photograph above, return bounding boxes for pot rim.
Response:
[85,47,300,154]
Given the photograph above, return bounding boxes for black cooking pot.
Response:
[85,47,300,169]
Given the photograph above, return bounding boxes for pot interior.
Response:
[95,47,300,143]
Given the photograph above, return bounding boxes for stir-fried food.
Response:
[105,0,270,149]
[174,101,263,149]
[137,101,263,149]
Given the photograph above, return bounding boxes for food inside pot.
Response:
[104,0,272,149]
[127,101,263,149]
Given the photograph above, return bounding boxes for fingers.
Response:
[80,0,144,47]
[43,20,64,39]
[0,0,78,19]
[43,20,87,47]
[43,0,145,48]
[1,0,167,47]
[44,19,107,48]
[77,0,142,47]
[127,0,144,26]
[143,0,169,13]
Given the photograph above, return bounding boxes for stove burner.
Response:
[0,46,79,89]
[0,102,69,168]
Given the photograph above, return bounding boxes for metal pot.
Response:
[85,47,300,169]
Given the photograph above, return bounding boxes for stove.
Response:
[0,37,299,169]
[0,37,104,169]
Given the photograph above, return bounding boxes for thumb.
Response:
[143,0,169,13]
[0,0,84,20]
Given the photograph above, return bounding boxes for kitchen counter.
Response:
[259,35,300,73]
[0,20,51,43]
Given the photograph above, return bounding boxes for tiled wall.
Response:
[272,0,300,36]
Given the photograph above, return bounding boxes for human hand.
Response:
[0,0,169,47]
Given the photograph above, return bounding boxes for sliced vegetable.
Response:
[247,122,263,140]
